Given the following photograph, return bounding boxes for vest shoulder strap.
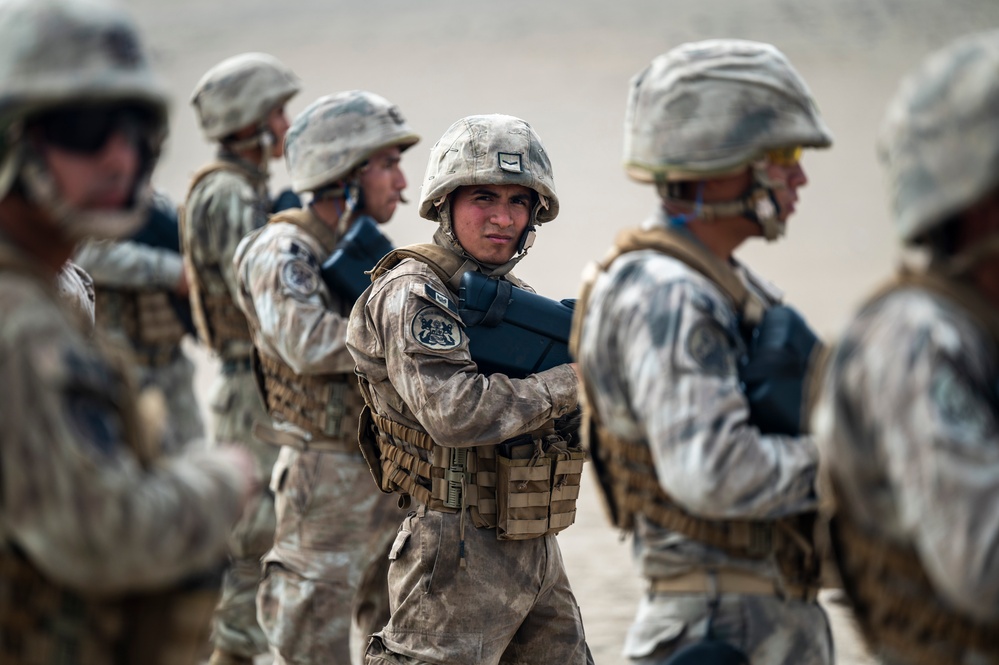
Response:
[268,207,339,256]
[371,243,523,292]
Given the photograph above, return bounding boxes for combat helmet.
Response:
[0,0,168,240]
[624,39,832,240]
[878,30,999,255]
[420,114,559,227]
[285,90,419,194]
[191,52,299,149]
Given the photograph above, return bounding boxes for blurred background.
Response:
[126,1,999,662]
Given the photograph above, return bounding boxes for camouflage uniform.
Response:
[0,1,252,663]
[347,115,592,665]
[57,260,95,327]
[814,31,999,665]
[574,41,834,664]
[75,195,203,454]
[184,52,300,663]
[237,92,418,665]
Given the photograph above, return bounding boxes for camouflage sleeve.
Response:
[823,294,999,621]
[587,255,817,520]
[356,263,577,448]
[0,288,247,595]
[74,239,183,289]
[202,174,268,301]
[56,261,95,326]
[240,227,354,374]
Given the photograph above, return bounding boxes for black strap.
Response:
[463,279,513,327]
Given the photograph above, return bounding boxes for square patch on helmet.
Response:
[498,152,523,173]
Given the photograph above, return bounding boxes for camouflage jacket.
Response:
[57,260,95,327]
[183,150,269,359]
[576,211,819,582]
[0,238,247,594]
[75,239,183,291]
[346,240,578,449]
[814,284,999,623]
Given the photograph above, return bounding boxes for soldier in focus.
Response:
[572,40,833,664]
[234,90,419,665]
[182,51,301,665]
[814,30,999,665]
[347,114,592,665]
[0,0,257,663]
[75,191,203,453]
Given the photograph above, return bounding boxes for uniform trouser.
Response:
[623,589,833,665]
[134,349,204,455]
[256,446,401,665]
[364,507,594,665]
[209,365,278,658]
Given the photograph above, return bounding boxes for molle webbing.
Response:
[256,351,362,441]
[180,161,257,353]
[94,286,185,365]
[269,208,340,256]
[594,419,819,588]
[0,548,122,665]
[829,501,999,664]
[370,244,523,293]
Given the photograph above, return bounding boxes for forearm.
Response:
[75,240,183,289]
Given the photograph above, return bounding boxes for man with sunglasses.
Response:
[182,52,301,665]
[73,190,203,455]
[235,90,419,665]
[571,41,834,664]
[0,0,259,663]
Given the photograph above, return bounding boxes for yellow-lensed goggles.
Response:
[763,146,803,167]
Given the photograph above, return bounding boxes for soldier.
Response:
[234,90,419,665]
[347,114,592,665]
[814,30,999,665]
[74,192,203,453]
[572,41,834,664]
[0,0,258,663]
[182,51,301,665]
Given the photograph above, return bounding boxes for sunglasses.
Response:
[29,103,161,155]
[763,145,803,167]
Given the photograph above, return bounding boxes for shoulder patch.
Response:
[685,320,733,376]
[281,258,320,297]
[931,361,991,438]
[424,284,458,315]
[412,305,462,351]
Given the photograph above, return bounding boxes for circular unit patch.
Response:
[281,258,320,297]
[411,306,461,351]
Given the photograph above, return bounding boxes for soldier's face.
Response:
[267,105,290,159]
[763,159,808,222]
[451,184,533,264]
[35,110,142,210]
[359,145,406,224]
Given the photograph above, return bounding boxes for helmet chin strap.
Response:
[433,199,535,277]
[657,163,787,241]
[15,141,151,241]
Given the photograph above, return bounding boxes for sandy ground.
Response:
[131,1,999,662]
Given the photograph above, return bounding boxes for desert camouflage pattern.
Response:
[346,239,590,664]
[813,286,999,664]
[0,0,167,241]
[57,260,95,326]
[624,39,832,183]
[191,52,300,141]
[286,91,419,193]
[418,114,559,225]
[74,238,204,453]
[575,211,829,664]
[234,216,401,664]
[184,153,276,658]
[0,235,248,661]
[878,30,999,245]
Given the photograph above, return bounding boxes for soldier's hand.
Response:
[217,444,262,508]
[175,265,190,297]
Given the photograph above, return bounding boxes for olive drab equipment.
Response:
[824,268,999,665]
[356,245,584,542]
[570,225,822,598]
